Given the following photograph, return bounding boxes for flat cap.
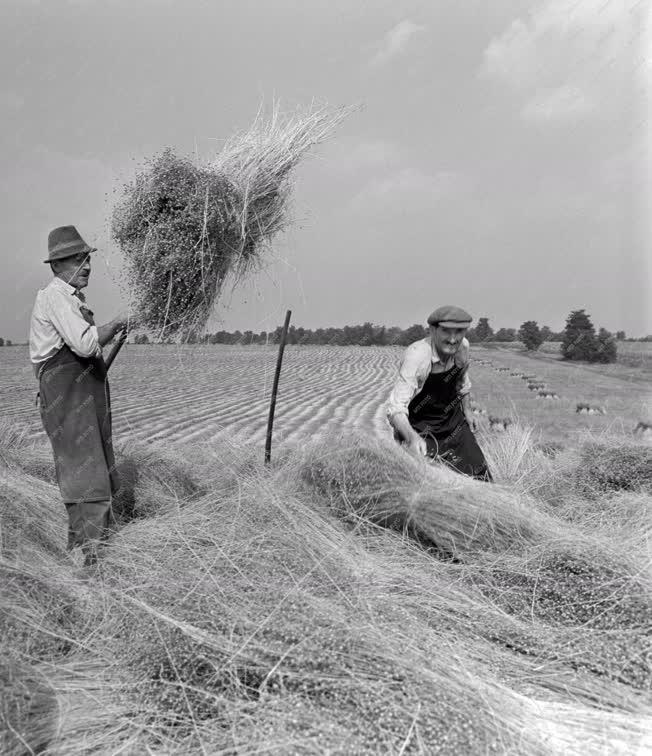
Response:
[427,305,473,328]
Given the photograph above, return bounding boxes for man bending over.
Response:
[386,305,492,481]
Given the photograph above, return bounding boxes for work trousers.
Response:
[65,500,114,565]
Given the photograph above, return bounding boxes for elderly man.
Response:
[29,225,131,565]
[387,305,492,481]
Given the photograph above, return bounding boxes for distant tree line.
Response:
[470,311,621,363]
[1,312,647,358]
[136,323,431,347]
[171,321,557,347]
[466,318,564,345]
[129,313,649,366]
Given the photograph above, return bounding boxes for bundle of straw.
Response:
[112,104,350,337]
[574,442,652,496]
[297,435,555,555]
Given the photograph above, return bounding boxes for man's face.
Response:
[54,253,92,289]
[431,325,467,356]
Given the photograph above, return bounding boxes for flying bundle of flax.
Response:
[112,104,350,337]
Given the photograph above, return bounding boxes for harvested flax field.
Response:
[1,343,651,754]
[1,343,650,446]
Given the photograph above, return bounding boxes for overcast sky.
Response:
[1,0,650,342]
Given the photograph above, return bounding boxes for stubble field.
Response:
[0,342,649,450]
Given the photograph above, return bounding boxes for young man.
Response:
[386,305,492,481]
[29,225,132,564]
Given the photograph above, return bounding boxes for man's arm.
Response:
[461,392,474,428]
[386,343,428,455]
[458,370,475,430]
[45,288,102,358]
[47,288,132,354]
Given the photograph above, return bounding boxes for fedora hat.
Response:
[44,225,97,263]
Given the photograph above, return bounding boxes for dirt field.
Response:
[0,343,649,449]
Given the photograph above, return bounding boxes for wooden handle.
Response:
[104,327,128,371]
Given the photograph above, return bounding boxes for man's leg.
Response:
[66,503,83,550]
[455,423,492,481]
[65,500,112,566]
[435,422,493,481]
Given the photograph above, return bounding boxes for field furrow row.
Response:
[1,345,648,448]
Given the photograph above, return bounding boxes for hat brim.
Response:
[433,320,471,328]
[43,246,97,263]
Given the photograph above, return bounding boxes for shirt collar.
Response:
[50,276,77,296]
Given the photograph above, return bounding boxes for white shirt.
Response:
[29,277,101,368]
[386,336,472,422]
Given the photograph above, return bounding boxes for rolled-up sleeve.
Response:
[454,338,472,396]
[386,343,427,420]
[458,370,472,396]
[44,288,101,359]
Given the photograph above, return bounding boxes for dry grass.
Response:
[112,104,351,337]
[0,657,58,756]
[297,433,555,555]
[573,442,652,496]
[1,421,651,754]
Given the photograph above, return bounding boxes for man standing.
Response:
[387,305,492,481]
[29,226,131,564]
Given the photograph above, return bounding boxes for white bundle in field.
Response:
[112,104,350,337]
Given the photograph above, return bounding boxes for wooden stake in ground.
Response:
[104,327,128,371]
[265,310,292,464]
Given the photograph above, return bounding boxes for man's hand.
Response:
[465,412,478,433]
[390,413,428,457]
[113,311,137,331]
[408,435,428,457]
[98,312,137,347]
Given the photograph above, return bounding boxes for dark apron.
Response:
[37,307,119,504]
[407,363,492,481]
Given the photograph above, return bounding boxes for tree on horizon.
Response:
[561,309,616,363]
[518,321,544,351]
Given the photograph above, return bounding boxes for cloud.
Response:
[322,138,403,179]
[348,139,400,168]
[350,168,467,213]
[481,18,541,91]
[521,84,595,122]
[479,0,644,121]
[370,19,427,67]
